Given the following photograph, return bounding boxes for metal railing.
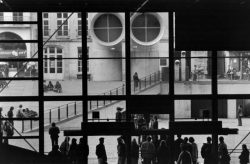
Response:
[229,131,250,155]
[22,71,161,132]
[0,116,37,152]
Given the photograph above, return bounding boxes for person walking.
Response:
[238,105,243,126]
[157,140,170,164]
[177,144,193,164]
[131,138,139,164]
[69,138,78,164]
[189,137,198,164]
[49,122,60,148]
[239,144,249,164]
[133,72,140,90]
[201,137,213,164]
[117,137,126,164]
[7,106,14,128]
[77,137,89,164]
[96,137,107,164]
[218,136,230,164]
[141,136,156,164]
[116,107,123,122]
[174,134,184,162]
[60,136,70,156]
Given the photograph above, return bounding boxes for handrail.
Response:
[0,115,37,152]
[229,131,250,155]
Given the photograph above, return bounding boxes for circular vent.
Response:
[131,13,164,46]
[91,13,124,46]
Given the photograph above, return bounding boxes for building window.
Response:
[13,12,23,21]
[57,12,69,36]
[0,12,3,21]
[43,13,49,36]
[78,13,82,36]
[44,47,63,75]
[78,47,82,72]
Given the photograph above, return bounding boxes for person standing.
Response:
[189,137,198,164]
[96,137,107,164]
[201,137,213,164]
[174,134,184,162]
[60,136,70,156]
[157,140,170,164]
[131,139,139,164]
[141,136,156,164]
[49,122,60,148]
[177,144,193,164]
[238,105,243,126]
[7,106,14,128]
[117,137,126,164]
[68,138,78,164]
[218,136,230,164]
[116,107,123,122]
[133,72,140,89]
[77,137,89,164]
[239,144,249,164]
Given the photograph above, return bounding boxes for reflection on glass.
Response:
[88,59,125,95]
[131,59,168,95]
[174,51,212,95]
[218,51,250,94]
[88,101,126,122]
[175,100,212,121]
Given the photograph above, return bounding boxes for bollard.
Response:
[66,104,69,118]
[49,109,52,124]
[58,107,60,121]
[74,102,77,115]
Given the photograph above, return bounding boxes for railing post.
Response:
[22,120,24,133]
[30,120,33,130]
[158,70,160,81]
[154,72,156,83]
[74,102,77,115]
[150,74,151,85]
[49,109,51,124]
[122,84,125,95]
[97,100,99,108]
[58,107,60,121]
[66,104,69,118]
[144,77,146,88]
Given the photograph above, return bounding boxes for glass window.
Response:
[13,12,23,21]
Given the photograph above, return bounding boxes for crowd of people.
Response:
[44,80,62,93]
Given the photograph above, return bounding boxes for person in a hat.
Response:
[96,137,107,164]
[116,107,123,122]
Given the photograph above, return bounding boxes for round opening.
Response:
[131,13,164,46]
[91,13,124,46]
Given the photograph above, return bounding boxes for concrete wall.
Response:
[175,100,191,118]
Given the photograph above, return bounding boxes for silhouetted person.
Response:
[0,107,2,143]
[48,145,63,164]
[152,116,159,147]
[201,137,213,164]
[183,137,192,157]
[131,138,139,164]
[49,122,60,148]
[69,138,78,164]
[54,81,62,93]
[116,107,123,122]
[177,144,192,164]
[133,72,140,89]
[189,137,198,164]
[96,137,107,164]
[3,121,13,144]
[117,137,126,164]
[7,106,14,127]
[157,140,170,164]
[174,134,184,161]
[238,105,243,126]
[77,137,89,164]
[239,144,249,164]
[47,81,54,90]
[60,136,70,156]
[218,136,230,164]
[16,104,23,118]
[144,114,150,129]
[141,136,156,164]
